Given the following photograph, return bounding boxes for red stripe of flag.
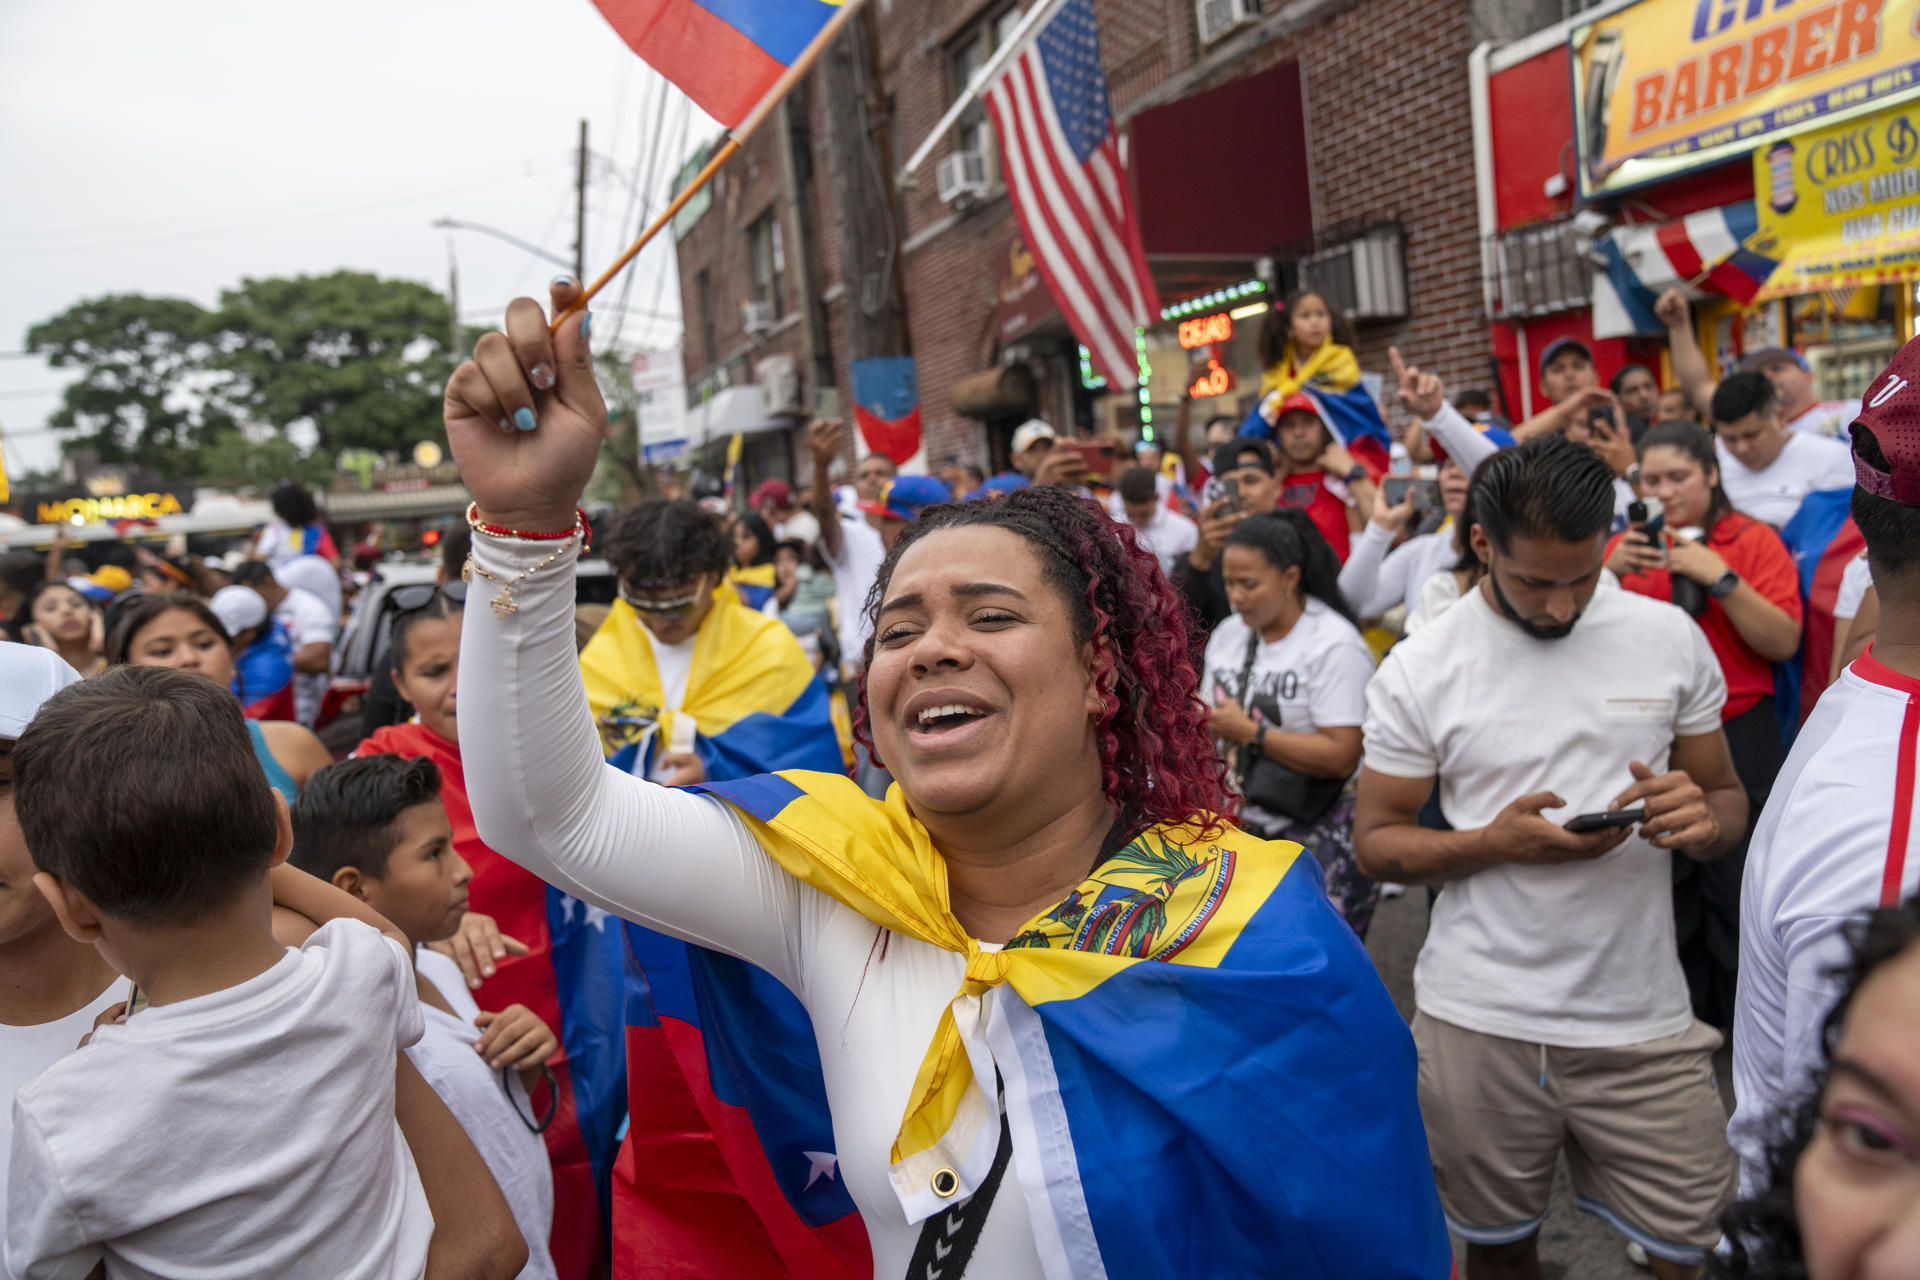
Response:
[1655,219,1706,283]
[590,0,783,126]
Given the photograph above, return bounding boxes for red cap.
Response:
[1852,336,1920,508]
[750,479,794,509]
[1275,392,1319,419]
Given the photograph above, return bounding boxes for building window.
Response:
[748,213,784,316]
[949,5,1024,183]
[696,269,717,367]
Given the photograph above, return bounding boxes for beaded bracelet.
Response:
[466,503,593,553]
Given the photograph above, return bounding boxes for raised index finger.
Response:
[1388,346,1407,381]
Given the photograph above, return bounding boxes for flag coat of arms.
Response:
[578,598,865,1276]
[983,0,1158,391]
[589,0,843,127]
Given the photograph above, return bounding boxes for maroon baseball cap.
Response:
[1851,336,1920,507]
[750,479,794,509]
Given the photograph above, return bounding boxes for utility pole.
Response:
[443,235,461,356]
[574,119,589,281]
[820,6,912,366]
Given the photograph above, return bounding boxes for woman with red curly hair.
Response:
[442,280,1448,1279]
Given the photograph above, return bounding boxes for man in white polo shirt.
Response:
[1355,436,1748,1279]
[1731,339,1920,1194]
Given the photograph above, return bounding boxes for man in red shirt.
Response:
[1269,393,1381,563]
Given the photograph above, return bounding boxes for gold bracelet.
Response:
[462,529,579,619]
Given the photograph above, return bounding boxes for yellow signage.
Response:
[35,492,186,525]
[1752,99,1920,297]
[1573,0,1920,196]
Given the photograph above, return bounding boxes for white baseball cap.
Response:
[209,585,268,637]
[0,643,83,740]
[1011,419,1057,455]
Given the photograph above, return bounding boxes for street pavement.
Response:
[1365,888,1731,1279]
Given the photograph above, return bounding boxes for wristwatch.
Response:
[1345,465,1368,484]
[1707,569,1741,599]
[1252,721,1269,753]
[1625,462,1642,486]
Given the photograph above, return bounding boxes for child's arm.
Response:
[268,863,409,951]
[394,1052,529,1280]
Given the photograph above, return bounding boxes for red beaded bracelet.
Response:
[466,503,593,553]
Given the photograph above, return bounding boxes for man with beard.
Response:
[1353,435,1747,1280]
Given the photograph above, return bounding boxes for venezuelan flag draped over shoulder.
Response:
[589,0,841,127]
[233,621,298,721]
[690,770,1451,1279]
[1776,488,1867,739]
[580,597,866,1277]
[1241,342,1393,477]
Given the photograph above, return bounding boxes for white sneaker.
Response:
[1379,882,1407,899]
[1626,1241,1650,1268]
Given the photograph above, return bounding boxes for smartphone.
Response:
[1383,477,1439,511]
[126,981,148,1017]
[1564,807,1647,833]
[1060,439,1117,482]
[1587,404,1615,432]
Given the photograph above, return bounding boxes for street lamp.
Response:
[431,217,573,270]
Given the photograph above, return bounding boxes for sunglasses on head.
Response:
[389,581,468,616]
[619,576,707,618]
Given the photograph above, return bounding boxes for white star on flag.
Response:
[802,1150,840,1191]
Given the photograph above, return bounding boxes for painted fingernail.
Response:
[552,274,574,289]
[513,407,536,432]
[579,310,592,339]
[530,363,556,390]
[498,417,513,433]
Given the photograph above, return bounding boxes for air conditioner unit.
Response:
[936,151,991,204]
[1196,0,1255,46]
[757,354,802,416]
[741,300,774,334]
[1299,225,1409,324]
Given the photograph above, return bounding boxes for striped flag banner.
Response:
[1592,201,1779,338]
[983,0,1158,390]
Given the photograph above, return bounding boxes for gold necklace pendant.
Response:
[490,590,518,619]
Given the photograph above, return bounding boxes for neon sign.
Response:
[1177,312,1233,349]
[1188,359,1236,399]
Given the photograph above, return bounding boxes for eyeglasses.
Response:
[388,581,468,616]
[618,576,707,618]
[501,1063,559,1135]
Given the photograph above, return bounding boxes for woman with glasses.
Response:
[353,578,618,1280]
[106,592,332,798]
[438,280,1446,1278]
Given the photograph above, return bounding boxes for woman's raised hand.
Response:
[443,278,607,533]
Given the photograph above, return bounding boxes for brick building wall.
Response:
[674,0,1491,488]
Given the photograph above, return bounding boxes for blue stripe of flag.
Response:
[687,0,838,66]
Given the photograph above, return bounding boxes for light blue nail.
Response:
[579,310,592,339]
[513,407,536,432]
[552,274,574,289]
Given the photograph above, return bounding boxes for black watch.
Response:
[1345,464,1368,484]
[1252,721,1269,753]
[1707,569,1741,599]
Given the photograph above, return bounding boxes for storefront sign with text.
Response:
[1752,98,1920,298]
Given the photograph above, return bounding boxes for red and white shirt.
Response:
[1730,648,1920,1192]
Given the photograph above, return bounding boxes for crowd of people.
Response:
[1,270,1915,1280]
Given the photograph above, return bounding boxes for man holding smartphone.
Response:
[1354,436,1747,1280]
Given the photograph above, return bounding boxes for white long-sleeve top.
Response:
[1337,522,1457,620]
[458,534,1043,1279]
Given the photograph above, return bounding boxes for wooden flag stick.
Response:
[551,0,872,334]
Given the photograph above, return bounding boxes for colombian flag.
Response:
[356,721,626,1280]
[727,561,778,613]
[688,771,1452,1278]
[1241,342,1393,478]
[579,595,862,1277]
[589,0,842,128]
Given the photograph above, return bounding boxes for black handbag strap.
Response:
[904,1087,1014,1280]
[1235,626,1261,709]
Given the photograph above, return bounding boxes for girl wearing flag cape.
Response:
[444,279,1449,1279]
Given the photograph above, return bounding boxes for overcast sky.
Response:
[0,0,714,478]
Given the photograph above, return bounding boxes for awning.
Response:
[950,365,1036,421]
[1591,201,1778,338]
[687,385,790,445]
[318,483,472,522]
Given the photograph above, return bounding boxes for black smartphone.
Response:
[1383,477,1439,511]
[1564,807,1647,833]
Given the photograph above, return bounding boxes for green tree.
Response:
[212,271,456,455]
[196,429,332,492]
[25,294,236,478]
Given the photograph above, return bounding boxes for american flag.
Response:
[984,0,1158,390]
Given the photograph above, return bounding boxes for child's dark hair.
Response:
[270,481,321,529]
[291,755,443,883]
[1257,288,1359,369]
[105,592,230,666]
[601,498,732,585]
[13,665,279,924]
[391,591,462,675]
[1638,420,1733,529]
[733,512,776,567]
[1714,896,1920,1279]
[1711,370,1779,426]
[1223,510,1359,628]
[854,485,1233,842]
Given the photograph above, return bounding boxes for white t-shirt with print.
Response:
[1717,432,1857,527]
[0,977,122,1280]
[1786,398,1861,440]
[275,585,338,727]
[5,920,431,1280]
[412,950,557,1280]
[1203,598,1375,831]
[821,516,887,675]
[1364,583,1727,1047]
[1126,506,1199,580]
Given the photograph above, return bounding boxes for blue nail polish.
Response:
[514,407,536,432]
[552,274,574,289]
[579,310,592,339]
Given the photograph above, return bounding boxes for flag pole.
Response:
[551,0,873,335]
[895,0,1067,185]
